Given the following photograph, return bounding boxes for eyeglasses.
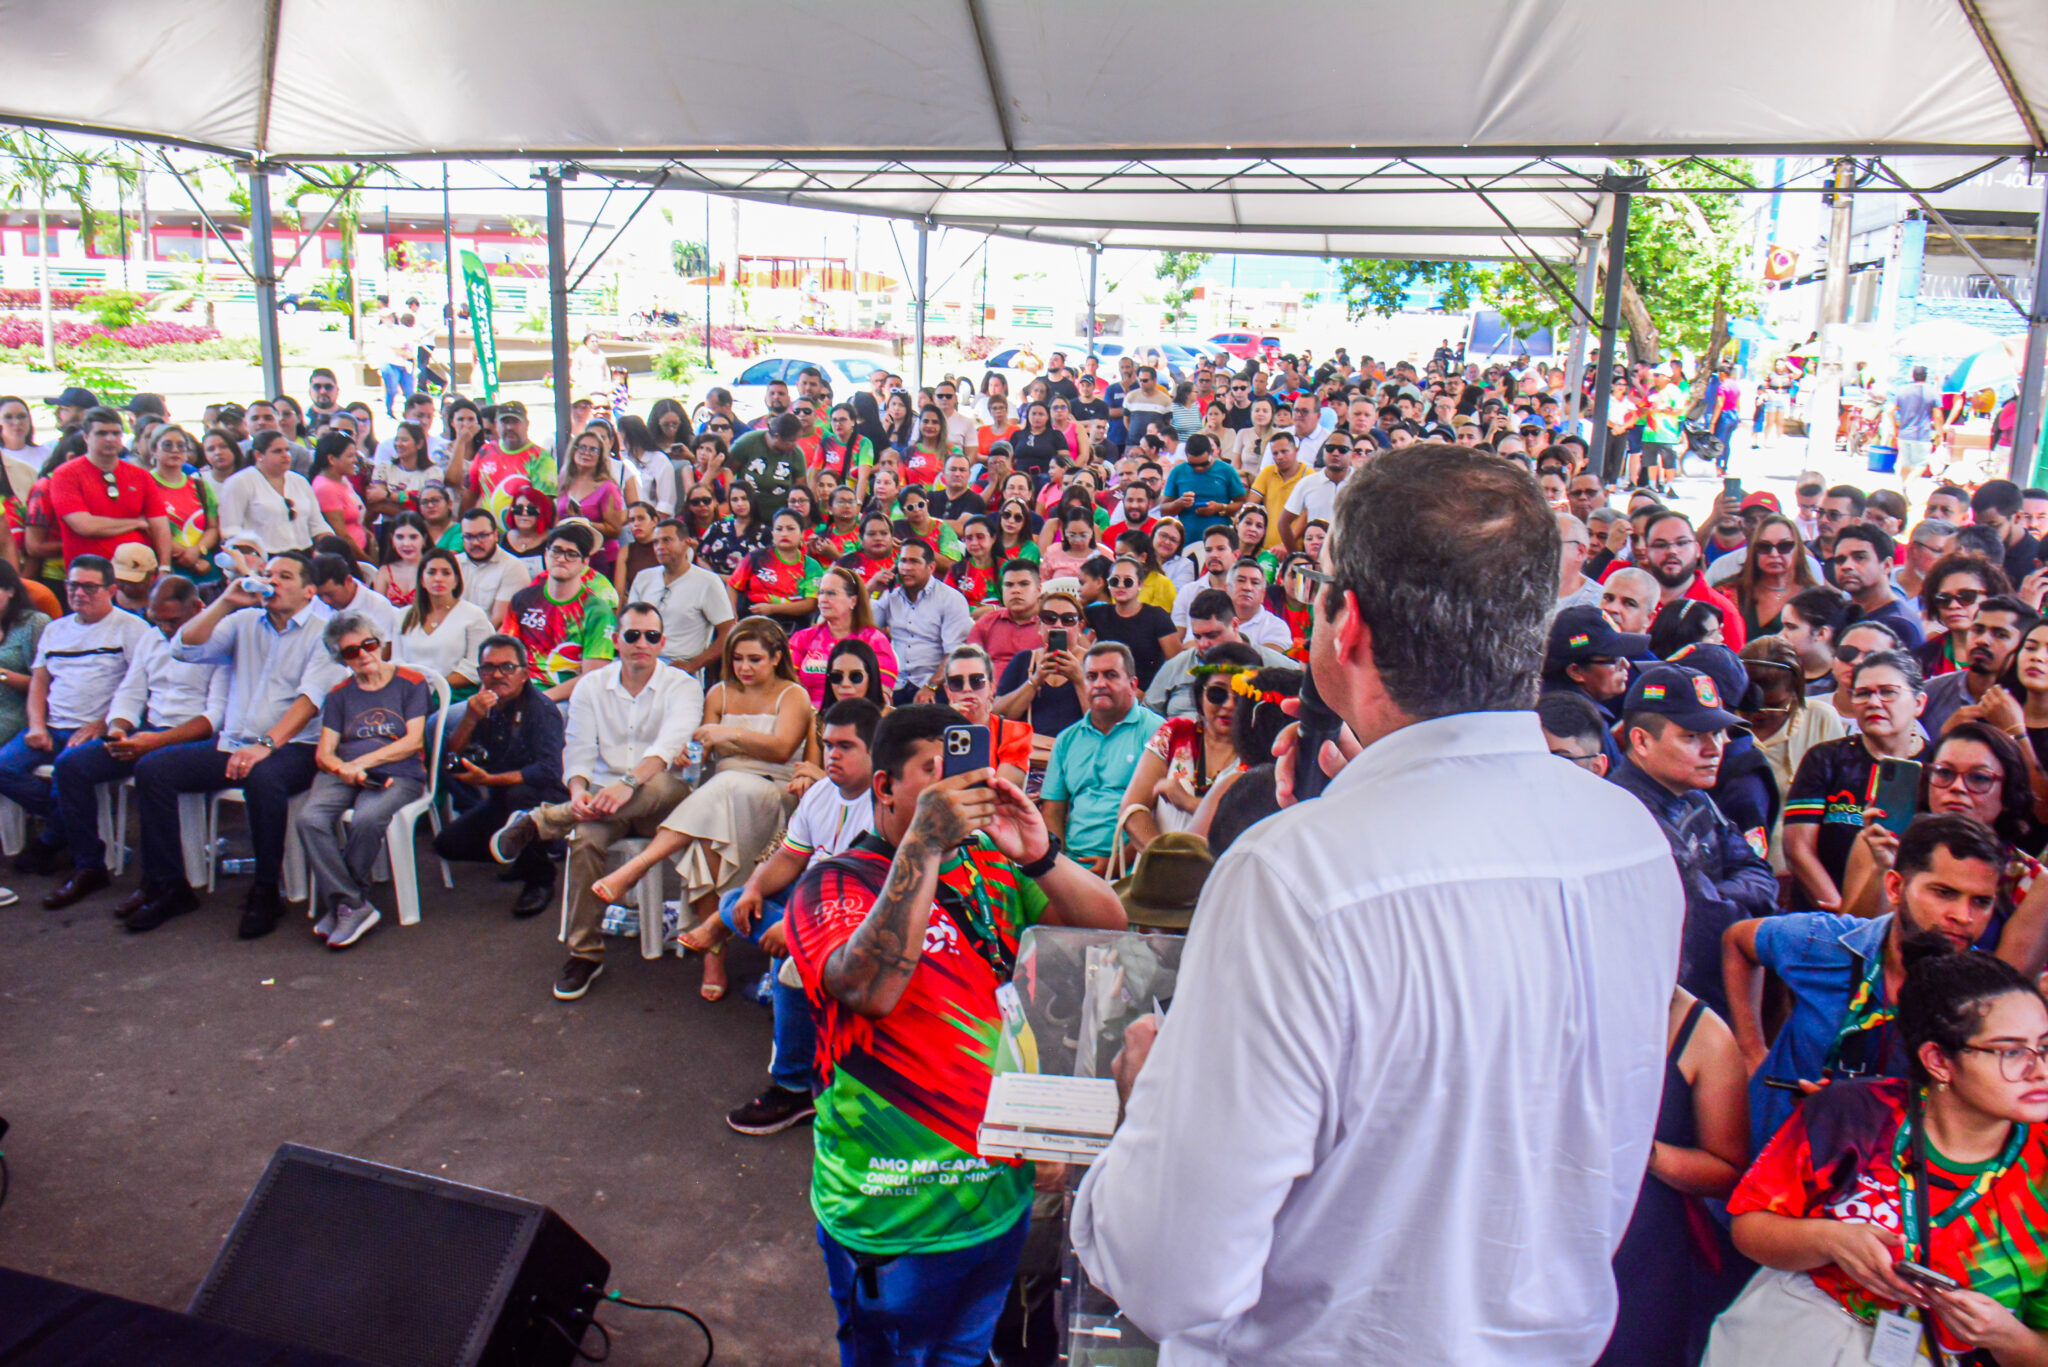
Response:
[1754,539,1799,556]
[827,669,867,686]
[1549,747,1605,770]
[337,637,382,661]
[1817,507,1853,523]
[944,673,988,692]
[157,441,192,454]
[1107,576,1139,589]
[1850,684,1910,705]
[65,579,109,594]
[1960,1042,2048,1082]
[687,497,716,508]
[546,545,585,561]
[1934,589,1986,611]
[618,629,663,645]
[511,505,542,518]
[1039,610,1082,627]
[1930,763,2003,795]
[1645,538,1697,554]
[478,660,522,675]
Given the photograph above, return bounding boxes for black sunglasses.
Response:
[619,629,663,645]
[827,668,867,686]
[944,672,988,692]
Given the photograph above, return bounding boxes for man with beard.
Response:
[1722,812,2008,1153]
[1608,663,1776,1018]
[1638,511,1746,650]
[1923,594,2037,736]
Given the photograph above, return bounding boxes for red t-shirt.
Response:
[46,456,168,562]
[898,446,948,488]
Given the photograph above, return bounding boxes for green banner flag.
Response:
[460,250,499,400]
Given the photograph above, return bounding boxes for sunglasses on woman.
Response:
[1933,589,1985,611]
[337,638,382,661]
[1753,539,1798,556]
[828,669,867,687]
[944,672,988,692]
[1203,684,1234,706]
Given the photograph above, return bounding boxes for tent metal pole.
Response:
[704,193,714,366]
[1586,186,1634,479]
[1086,244,1100,357]
[442,162,459,392]
[247,165,284,401]
[1565,233,1599,427]
[544,167,573,456]
[2015,169,2048,482]
[1806,159,1855,470]
[913,218,930,395]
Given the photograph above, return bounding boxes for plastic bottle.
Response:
[211,552,274,599]
[219,857,258,876]
[682,740,704,785]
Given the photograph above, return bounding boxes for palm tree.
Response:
[0,130,123,369]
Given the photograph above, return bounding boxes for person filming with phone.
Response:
[783,704,1124,1365]
[1709,886,2048,1365]
[1074,443,1685,1365]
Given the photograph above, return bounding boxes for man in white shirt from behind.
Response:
[1073,441,1683,1366]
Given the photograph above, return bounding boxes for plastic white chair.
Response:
[207,787,310,902]
[101,778,211,886]
[26,764,118,872]
[0,796,22,857]
[559,836,668,961]
[305,667,453,927]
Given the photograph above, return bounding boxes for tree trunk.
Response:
[35,201,54,370]
[1687,294,1731,418]
[1619,270,1659,366]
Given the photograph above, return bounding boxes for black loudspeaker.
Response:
[189,1144,610,1367]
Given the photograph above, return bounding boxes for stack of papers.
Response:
[977,1073,1121,1164]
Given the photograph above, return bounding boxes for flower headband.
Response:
[1228,670,1290,708]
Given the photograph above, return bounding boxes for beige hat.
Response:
[112,543,160,583]
[1114,832,1215,932]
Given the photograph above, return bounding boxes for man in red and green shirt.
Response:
[464,400,557,523]
[509,526,617,701]
[786,704,1126,1365]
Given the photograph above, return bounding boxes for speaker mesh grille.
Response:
[196,1160,528,1367]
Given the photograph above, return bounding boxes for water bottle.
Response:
[219,857,258,876]
[682,740,703,785]
[212,552,273,599]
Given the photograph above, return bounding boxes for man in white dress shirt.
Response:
[1073,441,1684,1366]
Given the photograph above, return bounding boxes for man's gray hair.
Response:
[1327,442,1558,717]
[321,610,382,660]
[1605,566,1657,599]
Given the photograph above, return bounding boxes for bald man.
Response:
[1556,514,1601,611]
[1599,566,1658,635]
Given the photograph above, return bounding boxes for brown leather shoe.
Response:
[43,866,111,910]
[112,886,151,920]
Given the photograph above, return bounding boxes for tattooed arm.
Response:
[822,772,992,1019]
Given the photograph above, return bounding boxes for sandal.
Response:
[700,942,727,1002]
[678,919,731,954]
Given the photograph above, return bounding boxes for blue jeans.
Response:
[379,363,414,416]
[0,726,76,843]
[718,887,812,1092]
[52,731,160,871]
[819,1212,1029,1367]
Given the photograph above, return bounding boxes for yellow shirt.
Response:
[1140,572,1178,612]
[1250,462,1311,550]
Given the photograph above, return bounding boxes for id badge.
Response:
[1868,1308,1922,1367]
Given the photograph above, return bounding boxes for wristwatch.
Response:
[257,735,276,749]
[1017,833,1062,879]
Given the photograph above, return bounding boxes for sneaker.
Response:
[552,958,603,1001]
[312,907,339,941]
[326,902,381,950]
[0,885,17,908]
[726,1086,816,1136]
[490,810,538,866]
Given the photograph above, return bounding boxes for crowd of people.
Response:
[12,334,2048,1367]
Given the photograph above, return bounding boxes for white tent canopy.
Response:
[4,0,2044,163]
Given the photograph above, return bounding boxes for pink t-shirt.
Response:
[787,624,900,708]
[313,473,367,551]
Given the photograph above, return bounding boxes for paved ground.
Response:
[0,850,838,1366]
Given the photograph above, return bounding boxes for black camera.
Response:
[445,743,489,774]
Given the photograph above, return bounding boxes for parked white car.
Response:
[718,349,891,420]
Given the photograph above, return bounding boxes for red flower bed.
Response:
[0,287,164,311]
[0,317,220,349]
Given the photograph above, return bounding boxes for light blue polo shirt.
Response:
[1748,911,1890,1155]
[1042,703,1164,859]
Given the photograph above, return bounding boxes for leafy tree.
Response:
[286,164,389,353]
[0,130,128,368]
[671,240,710,277]
[1155,250,1212,332]
[1333,158,1760,385]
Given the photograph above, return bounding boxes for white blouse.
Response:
[396,598,495,689]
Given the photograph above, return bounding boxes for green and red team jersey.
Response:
[810,525,862,564]
[898,444,957,488]
[1730,1077,2048,1350]
[466,441,558,521]
[728,548,823,609]
[837,548,896,590]
[509,579,617,687]
[786,831,1046,1255]
[948,559,1001,608]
